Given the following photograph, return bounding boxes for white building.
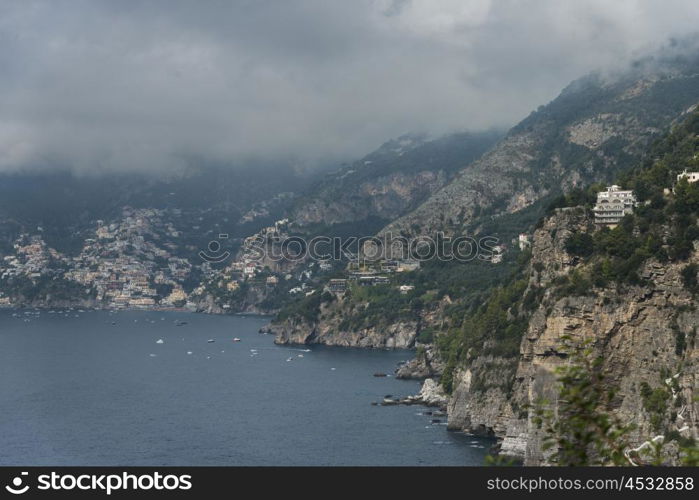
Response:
[396,259,420,272]
[518,233,530,251]
[677,170,699,184]
[243,264,257,278]
[593,185,637,226]
[490,244,506,264]
[328,279,347,293]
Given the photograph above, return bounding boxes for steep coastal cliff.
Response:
[446,207,699,464]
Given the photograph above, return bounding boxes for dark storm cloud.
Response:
[0,0,698,173]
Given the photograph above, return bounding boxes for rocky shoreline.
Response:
[372,378,449,409]
[395,345,444,379]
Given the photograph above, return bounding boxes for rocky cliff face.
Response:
[380,128,545,237]
[395,345,445,379]
[269,295,419,348]
[293,169,448,227]
[290,131,502,230]
[446,209,699,465]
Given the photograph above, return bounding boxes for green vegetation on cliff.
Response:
[440,107,699,395]
[555,109,699,291]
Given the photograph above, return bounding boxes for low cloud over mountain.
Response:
[1,0,698,173]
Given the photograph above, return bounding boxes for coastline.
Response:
[0,301,274,316]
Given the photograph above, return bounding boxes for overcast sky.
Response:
[0,0,698,174]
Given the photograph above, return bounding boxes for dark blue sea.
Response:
[0,309,491,465]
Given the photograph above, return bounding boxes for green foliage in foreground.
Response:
[530,337,699,466]
[532,338,635,466]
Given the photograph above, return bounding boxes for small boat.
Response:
[297,354,304,358]
[156,339,164,344]
[207,339,215,343]
[286,357,293,362]
[232,337,241,342]
[186,351,193,355]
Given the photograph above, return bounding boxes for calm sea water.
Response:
[0,309,491,466]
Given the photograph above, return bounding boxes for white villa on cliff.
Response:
[677,170,699,184]
[593,185,637,226]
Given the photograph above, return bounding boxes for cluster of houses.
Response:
[1,236,61,280]
[487,235,531,264]
[222,218,293,285]
[0,208,196,309]
[323,258,422,295]
[66,210,192,307]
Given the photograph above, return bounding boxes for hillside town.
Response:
[2,174,698,312]
[0,208,201,309]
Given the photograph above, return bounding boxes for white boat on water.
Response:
[156,339,164,344]
[233,337,241,342]
[207,339,215,343]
